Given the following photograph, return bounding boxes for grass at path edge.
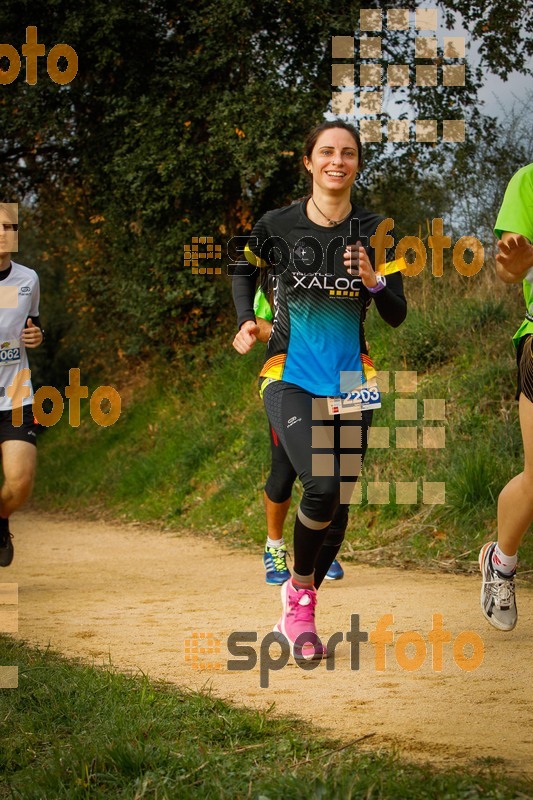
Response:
[1,637,532,800]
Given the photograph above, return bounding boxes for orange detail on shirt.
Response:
[260,354,286,381]
[361,353,377,381]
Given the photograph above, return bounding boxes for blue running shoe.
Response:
[324,559,344,581]
[263,544,291,585]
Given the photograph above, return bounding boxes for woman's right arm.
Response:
[232,266,258,330]
[232,216,272,353]
[232,262,260,353]
[232,319,261,354]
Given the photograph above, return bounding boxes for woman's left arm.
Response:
[345,243,407,328]
[372,272,407,328]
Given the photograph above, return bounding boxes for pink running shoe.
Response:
[273,579,327,660]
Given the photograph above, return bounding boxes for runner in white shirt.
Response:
[0,204,43,567]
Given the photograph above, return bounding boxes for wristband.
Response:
[367,274,386,294]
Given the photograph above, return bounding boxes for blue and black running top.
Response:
[232,200,407,396]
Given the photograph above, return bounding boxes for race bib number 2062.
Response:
[0,340,21,366]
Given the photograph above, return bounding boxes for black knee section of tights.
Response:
[265,422,297,503]
[265,468,294,504]
[324,504,349,546]
[300,479,340,524]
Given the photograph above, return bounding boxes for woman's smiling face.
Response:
[304,127,360,192]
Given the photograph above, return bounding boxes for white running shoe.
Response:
[479,542,517,631]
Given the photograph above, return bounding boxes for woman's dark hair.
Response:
[303,119,363,171]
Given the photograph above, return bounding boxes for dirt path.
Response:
[4,511,533,777]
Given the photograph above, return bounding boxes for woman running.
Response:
[254,284,345,585]
[232,120,407,660]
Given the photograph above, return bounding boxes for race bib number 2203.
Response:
[327,379,381,415]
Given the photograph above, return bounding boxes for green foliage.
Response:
[1,0,531,376]
[446,444,504,511]
[440,0,532,77]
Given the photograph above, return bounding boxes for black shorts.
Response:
[516,334,533,403]
[262,380,372,523]
[0,405,38,446]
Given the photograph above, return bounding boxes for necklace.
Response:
[311,197,352,226]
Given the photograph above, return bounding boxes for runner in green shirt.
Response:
[479,163,533,631]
